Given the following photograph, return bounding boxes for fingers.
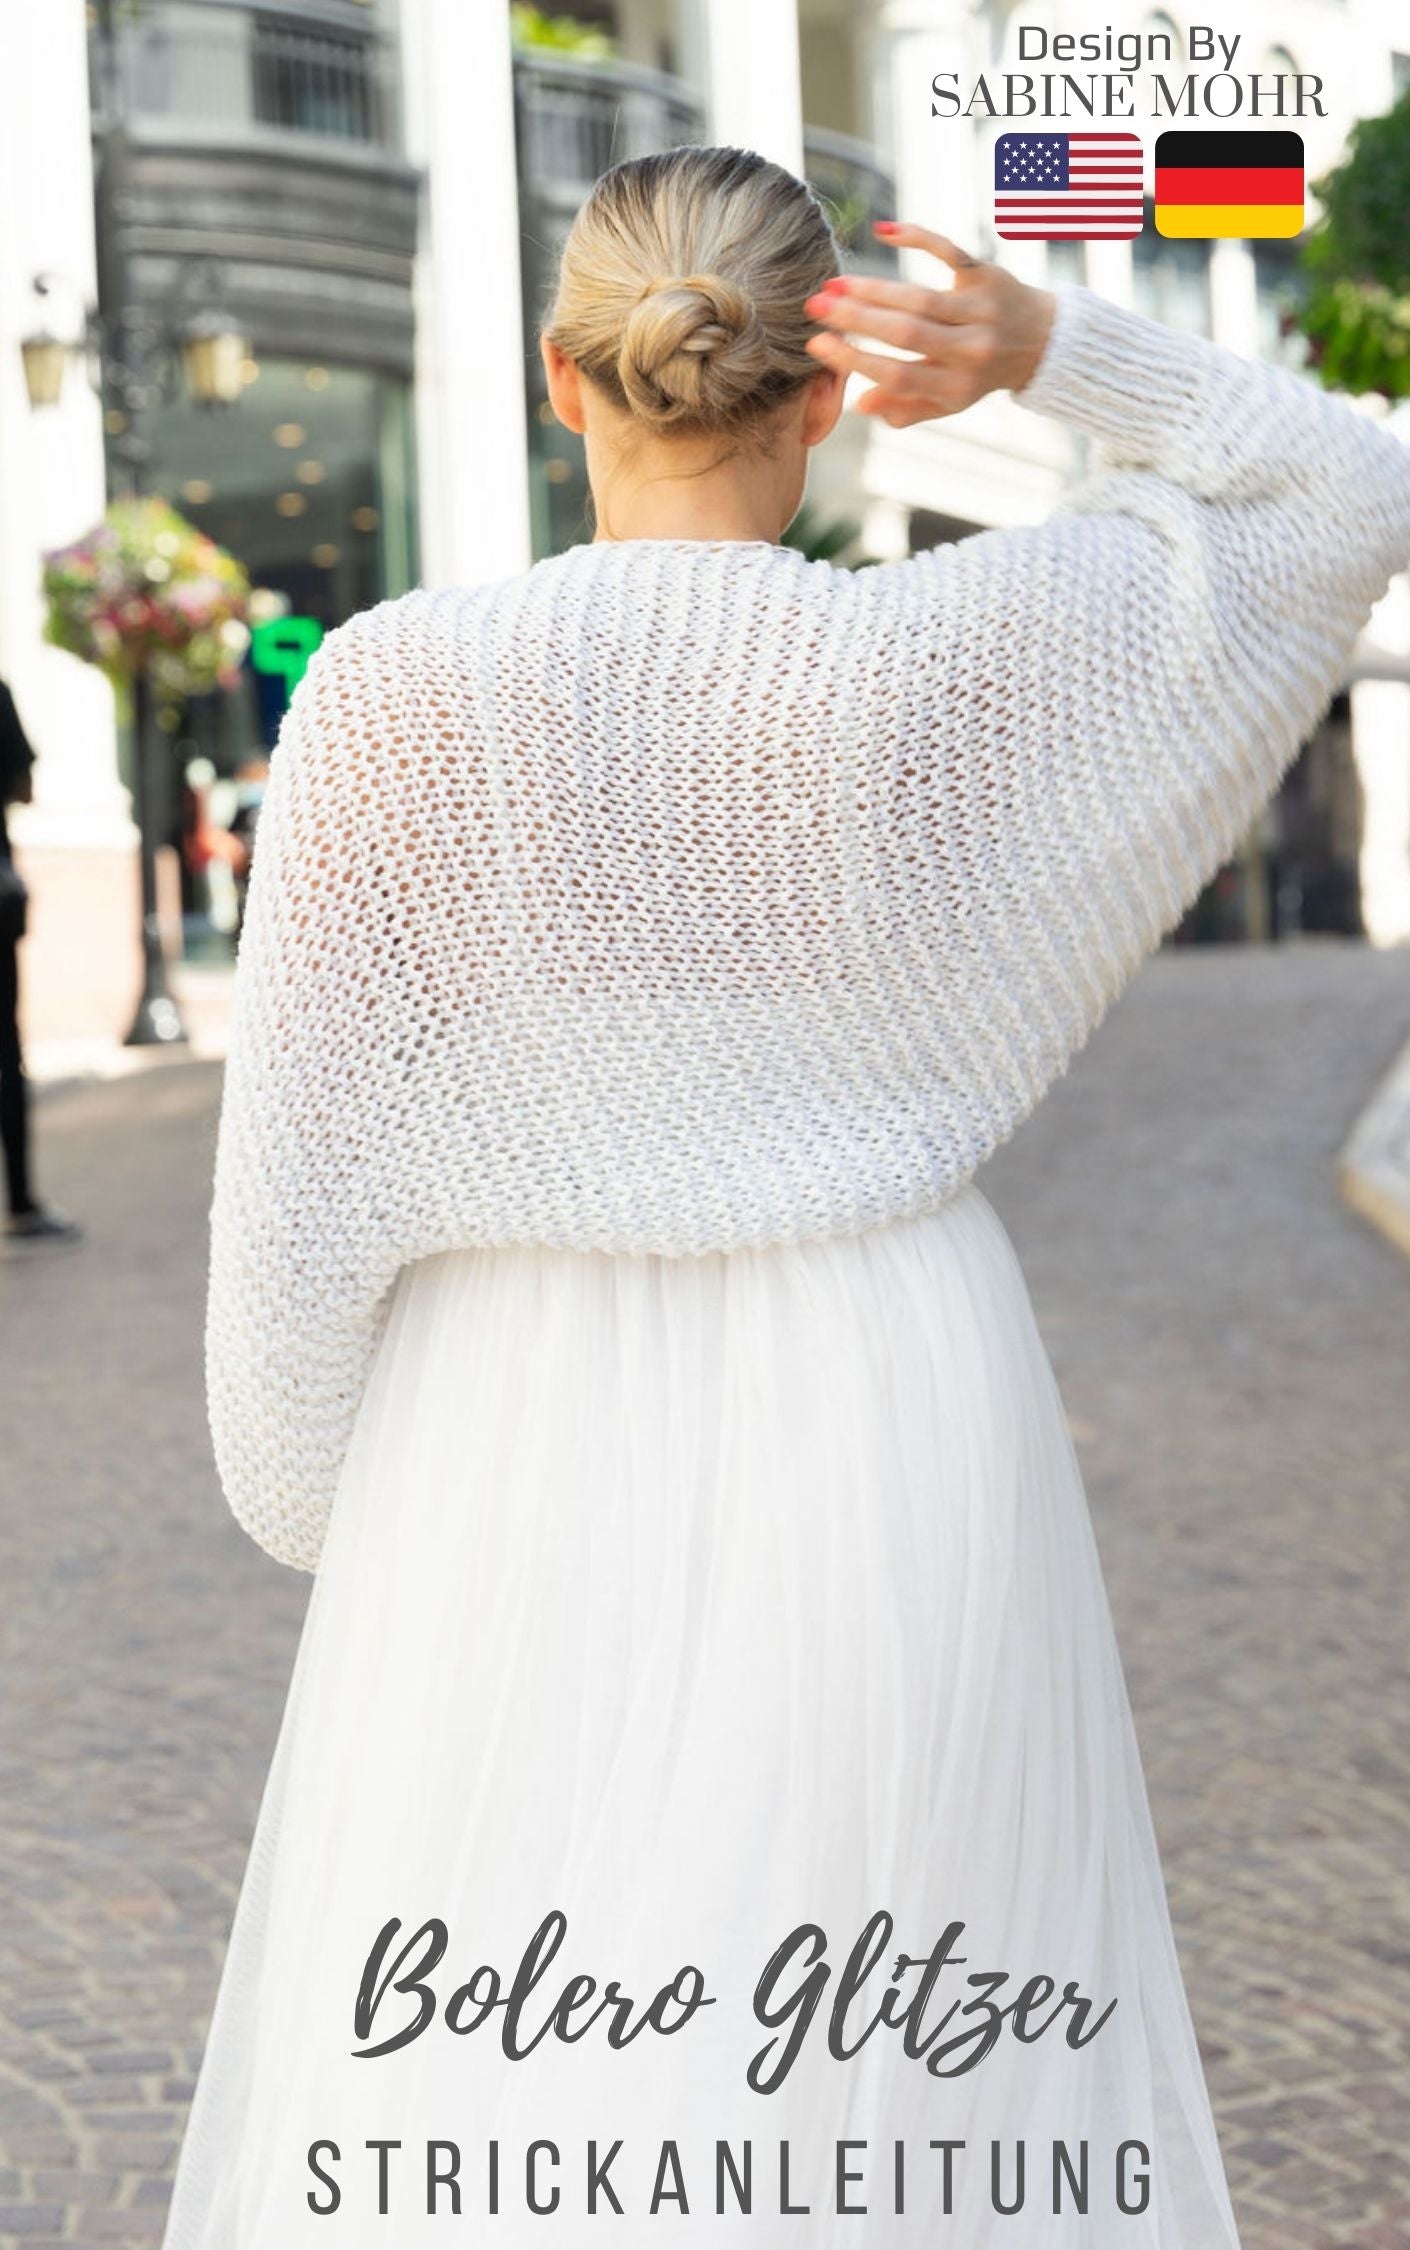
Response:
[805,286,976,363]
[874,220,984,271]
[805,330,982,427]
[813,272,977,327]
[801,223,1007,424]
[853,388,940,429]
[804,329,939,393]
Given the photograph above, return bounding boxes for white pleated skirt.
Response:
[162,1185,1241,2247]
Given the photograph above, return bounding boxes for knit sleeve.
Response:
[844,284,1410,1092]
[204,612,417,1573]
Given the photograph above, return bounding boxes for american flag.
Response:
[994,132,1144,240]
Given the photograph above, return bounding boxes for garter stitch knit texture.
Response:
[207,285,1410,1571]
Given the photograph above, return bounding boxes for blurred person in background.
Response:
[0,679,81,1246]
[225,753,270,934]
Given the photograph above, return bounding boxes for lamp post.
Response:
[19,0,247,1045]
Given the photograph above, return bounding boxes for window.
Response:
[1132,203,1212,333]
[1258,43,1302,114]
[251,11,388,142]
[1252,238,1311,372]
[1046,241,1087,289]
[1143,11,1184,64]
[1394,52,1410,99]
[147,358,418,632]
[112,1,395,147]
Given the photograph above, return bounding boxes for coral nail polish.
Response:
[874,220,899,237]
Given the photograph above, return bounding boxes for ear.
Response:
[800,362,847,448]
[541,336,587,435]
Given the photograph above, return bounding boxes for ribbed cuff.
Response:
[1013,284,1219,471]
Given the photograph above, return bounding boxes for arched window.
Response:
[1144,11,1184,65]
[998,2,1055,69]
[1133,212,1212,335]
[1252,238,1311,372]
[1046,240,1087,291]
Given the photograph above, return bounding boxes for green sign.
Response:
[250,615,325,695]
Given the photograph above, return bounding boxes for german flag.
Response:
[1154,131,1303,239]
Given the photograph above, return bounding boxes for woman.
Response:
[165,147,1410,2246]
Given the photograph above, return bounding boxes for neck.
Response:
[592,519,781,545]
[590,486,791,545]
[586,437,798,547]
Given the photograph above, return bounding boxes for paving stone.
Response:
[983,943,1410,2246]
[1,942,1408,2245]
[28,2177,118,2208]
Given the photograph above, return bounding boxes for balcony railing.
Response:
[251,15,385,140]
[514,54,896,272]
[92,0,398,151]
[513,51,704,214]
[803,126,898,274]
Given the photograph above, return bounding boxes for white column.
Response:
[1208,237,1260,359]
[859,2,1074,538]
[400,0,532,587]
[0,0,123,846]
[1353,579,1410,948]
[0,0,147,1057]
[700,0,804,175]
[861,495,913,560]
[1084,239,1134,309]
[674,0,710,98]
[878,0,982,270]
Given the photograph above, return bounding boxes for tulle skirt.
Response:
[162,1185,1240,2246]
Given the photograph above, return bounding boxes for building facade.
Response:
[1,0,1407,1052]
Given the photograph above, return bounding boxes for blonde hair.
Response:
[542,144,839,436]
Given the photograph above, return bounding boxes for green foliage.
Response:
[1298,278,1410,395]
[780,502,873,569]
[509,4,616,59]
[1298,86,1410,397]
[815,190,870,252]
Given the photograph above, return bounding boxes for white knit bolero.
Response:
[207,284,1410,1571]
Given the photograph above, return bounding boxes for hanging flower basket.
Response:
[41,497,252,706]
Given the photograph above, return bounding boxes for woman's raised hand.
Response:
[804,223,1056,426]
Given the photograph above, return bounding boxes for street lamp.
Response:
[19,0,249,1045]
[19,329,70,409]
[21,268,248,1048]
[21,282,248,418]
[21,268,249,444]
[179,308,249,409]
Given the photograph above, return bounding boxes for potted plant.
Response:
[42,495,251,716]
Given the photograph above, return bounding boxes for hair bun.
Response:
[617,271,770,428]
[544,146,839,436]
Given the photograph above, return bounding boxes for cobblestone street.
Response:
[1,943,1408,2248]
